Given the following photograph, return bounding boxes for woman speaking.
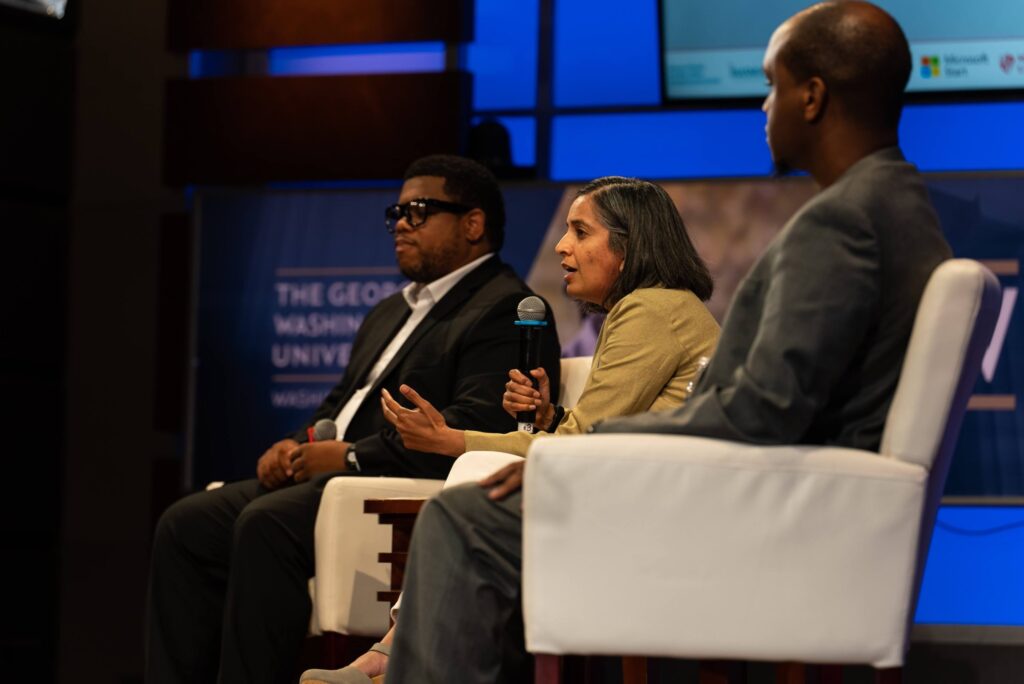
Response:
[383,176,720,457]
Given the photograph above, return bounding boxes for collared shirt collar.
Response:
[402,253,495,308]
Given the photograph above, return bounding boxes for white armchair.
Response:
[312,356,593,637]
[521,260,1001,678]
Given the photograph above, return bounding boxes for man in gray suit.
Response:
[596,0,953,449]
[379,4,952,682]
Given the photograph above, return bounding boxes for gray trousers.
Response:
[388,483,530,683]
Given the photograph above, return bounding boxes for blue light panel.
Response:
[267,42,446,77]
[551,110,771,180]
[465,0,539,110]
[553,0,660,108]
[915,506,1024,625]
[901,102,1024,173]
[472,116,537,167]
[551,102,1024,180]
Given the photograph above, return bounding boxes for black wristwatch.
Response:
[345,443,361,472]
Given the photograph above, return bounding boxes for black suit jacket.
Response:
[292,256,561,479]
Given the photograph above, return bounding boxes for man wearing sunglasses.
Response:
[146,154,561,684]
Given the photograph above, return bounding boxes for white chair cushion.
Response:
[446,450,526,487]
[522,434,927,668]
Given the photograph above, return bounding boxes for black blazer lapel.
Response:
[335,295,412,407]
[366,256,508,396]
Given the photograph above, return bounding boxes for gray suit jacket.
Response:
[597,147,952,451]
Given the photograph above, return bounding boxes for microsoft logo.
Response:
[920,55,940,78]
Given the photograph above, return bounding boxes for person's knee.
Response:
[428,482,523,550]
[153,491,211,552]
[426,483,493,528]
[434,482,486,512]
[231,488,301,548]
[232,499,274,547]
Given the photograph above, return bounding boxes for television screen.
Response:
[0,0,67,19]
[660,0,1024,101]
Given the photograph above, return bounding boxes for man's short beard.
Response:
[399,243,462,284]
[400,261,443,283]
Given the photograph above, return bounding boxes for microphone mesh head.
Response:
[517,296,546,322]
[312,418,337,441]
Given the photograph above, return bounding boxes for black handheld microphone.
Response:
[515,296,548,433]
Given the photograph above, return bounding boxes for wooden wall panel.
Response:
[167,0,472,51]
[154,212,191,431]
[0,25,73,198]
[164,72,470,184]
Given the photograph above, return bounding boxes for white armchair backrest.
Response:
[879,259,1001,471]
[880,259,1000,649]
[558,356,593,409]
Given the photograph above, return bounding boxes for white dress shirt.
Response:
[332,253,495,439]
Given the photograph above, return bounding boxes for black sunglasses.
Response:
[384,198,475,233]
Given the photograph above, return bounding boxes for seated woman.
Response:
[300,176,719,684]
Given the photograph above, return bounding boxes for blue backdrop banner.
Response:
[193,177,1022,492]
[192,185,563,484]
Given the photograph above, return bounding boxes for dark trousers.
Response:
[145,471,350,684]
[388,483,529,684]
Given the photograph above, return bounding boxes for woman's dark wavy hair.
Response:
[576,176,713,311]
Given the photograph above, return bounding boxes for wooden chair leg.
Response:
[775,662,806,684]
[818,664,844,684]
[698,660,746,684]
[535,654,563,684]
[875,667,902,684]
[562,655,586,684]
[622,655,648,684]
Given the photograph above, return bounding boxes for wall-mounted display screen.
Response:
[0,0,66,19]
[661,0,1024,101]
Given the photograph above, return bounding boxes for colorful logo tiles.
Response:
[921,55,941,78]
[998,53,1024,75]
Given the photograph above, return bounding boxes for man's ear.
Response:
[462,208,487,244]
[803,76,827,123]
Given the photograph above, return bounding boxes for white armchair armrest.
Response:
[447,450,525,487]
[522,434,927,668]
[313,476,444,636]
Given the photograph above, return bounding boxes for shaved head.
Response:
[779,1,911,130]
